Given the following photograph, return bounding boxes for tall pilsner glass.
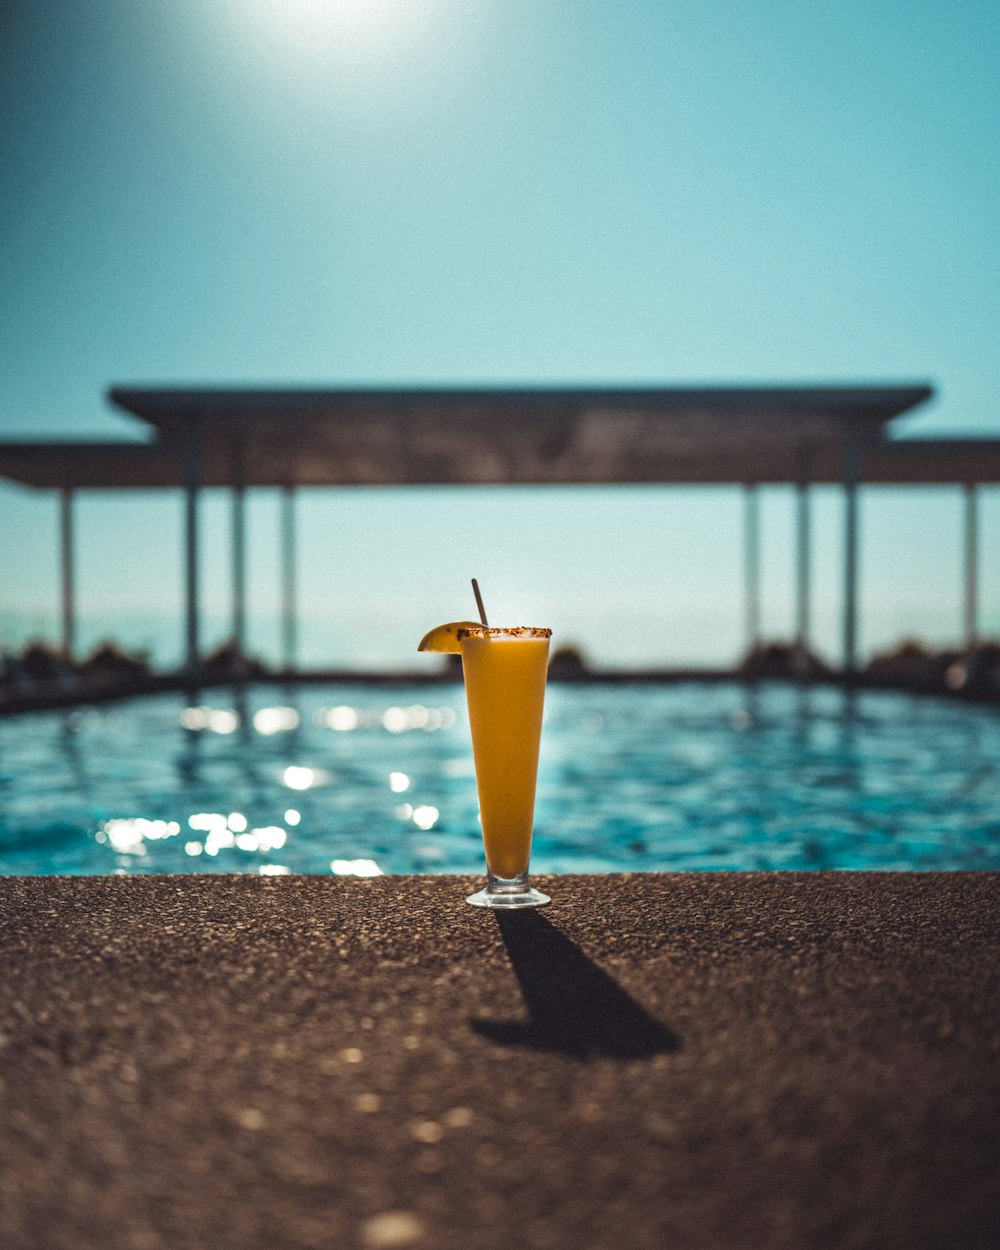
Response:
[459,626,552,908]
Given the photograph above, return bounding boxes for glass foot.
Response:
[466,873,550,909]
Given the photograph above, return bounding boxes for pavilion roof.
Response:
[104,382,935,487]
[11,383,993,490]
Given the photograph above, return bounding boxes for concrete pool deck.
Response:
[1,873,998,1250]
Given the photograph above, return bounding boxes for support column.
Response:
[794,481,811,674]
[183,420,201,675]
[59,486,76,661]
[281,483,298,674]
[842,441,861,677]
[231,436,247,658]
[964,482,979,650]
[743,483,761,657]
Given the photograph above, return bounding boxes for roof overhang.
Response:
[103,383,935,487]
[4,384,970,490]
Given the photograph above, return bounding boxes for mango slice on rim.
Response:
[417,621,482,653]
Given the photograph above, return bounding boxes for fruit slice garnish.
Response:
[417,621,483,653]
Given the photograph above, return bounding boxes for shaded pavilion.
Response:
[5,381,996,675]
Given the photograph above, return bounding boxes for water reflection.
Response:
[283,765,329,791]
[331,858,382,876]
[58,711,90,793]
[3,682,999,875]
[326,704,361,731]
[252,705,300,735]
[180,705,240,734]
[791,684,813,747]
[184,811,288,858]
[740,679,761,729]
[232,685,252,749]
[176,718,203,786]
[96,817,181,856]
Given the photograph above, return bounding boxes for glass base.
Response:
[466,872,550,909]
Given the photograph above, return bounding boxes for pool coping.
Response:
[2,870,998,1249]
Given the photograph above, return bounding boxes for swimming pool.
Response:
[1,681,998,875]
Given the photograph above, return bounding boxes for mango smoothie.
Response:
[458,626,551,880]
[418,614,552,907]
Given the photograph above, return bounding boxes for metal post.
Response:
[843,441,861,677]
[231,436,247,658]
[964,483,979,650]
[281,483,298,673]
[59,486,76,661]
[183,419,201,674]
[743,483,761,657]
[794,481,811,674]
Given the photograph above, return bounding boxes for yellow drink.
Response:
[459,627,551,884]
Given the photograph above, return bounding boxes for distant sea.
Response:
[0,603,986,674]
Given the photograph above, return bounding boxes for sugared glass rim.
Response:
[456,626,552,640]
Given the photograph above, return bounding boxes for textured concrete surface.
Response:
[1,872,998,1250]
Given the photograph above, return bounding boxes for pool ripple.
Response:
[1,681,999,874]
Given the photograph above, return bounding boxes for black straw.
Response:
[471,579,489,626]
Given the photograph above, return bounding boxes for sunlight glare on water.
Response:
[0,682,998,875]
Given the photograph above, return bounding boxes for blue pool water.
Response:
[1,681,998,875]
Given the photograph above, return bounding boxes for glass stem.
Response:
[486,870,530,896]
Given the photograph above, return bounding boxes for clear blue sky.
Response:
[2,0,999,668]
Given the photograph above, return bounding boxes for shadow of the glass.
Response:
[470,911,679,1060]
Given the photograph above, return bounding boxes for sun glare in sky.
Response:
[234,0,440,70]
